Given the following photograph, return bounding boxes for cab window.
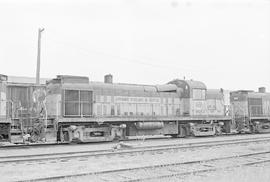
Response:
[193,89,206,100]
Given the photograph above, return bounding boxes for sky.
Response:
[0,0,269,91]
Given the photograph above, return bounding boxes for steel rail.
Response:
[124,151,270,182]
[16,150,270,182]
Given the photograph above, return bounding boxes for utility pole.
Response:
[36,28,44,85]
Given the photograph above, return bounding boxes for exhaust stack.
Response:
[104,74,113,84]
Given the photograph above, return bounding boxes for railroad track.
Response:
[17,150,270,182]
[1,136,270,164]
[0,135,170,149]
[0,133,263,149]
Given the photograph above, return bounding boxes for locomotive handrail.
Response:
[58,115,232,123]
[58,114,232,120]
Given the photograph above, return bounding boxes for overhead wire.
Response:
[44,37,227,75]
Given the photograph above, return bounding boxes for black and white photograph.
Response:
[0,0,270,181]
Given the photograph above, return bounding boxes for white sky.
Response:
[0,0,269,91]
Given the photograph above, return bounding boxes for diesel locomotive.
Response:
[45,74,231,143]
[0,74,46,143]
[0,74,269,144]
[230,88,270,133]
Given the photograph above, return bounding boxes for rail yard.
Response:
[1,0,269,181]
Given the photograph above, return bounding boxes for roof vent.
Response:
[259,87,266,93]
[104,74,113,84]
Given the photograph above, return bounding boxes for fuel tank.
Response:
[135,122,164,130]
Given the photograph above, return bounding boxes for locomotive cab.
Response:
[169,80,231,136]
[170,79,218,136]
